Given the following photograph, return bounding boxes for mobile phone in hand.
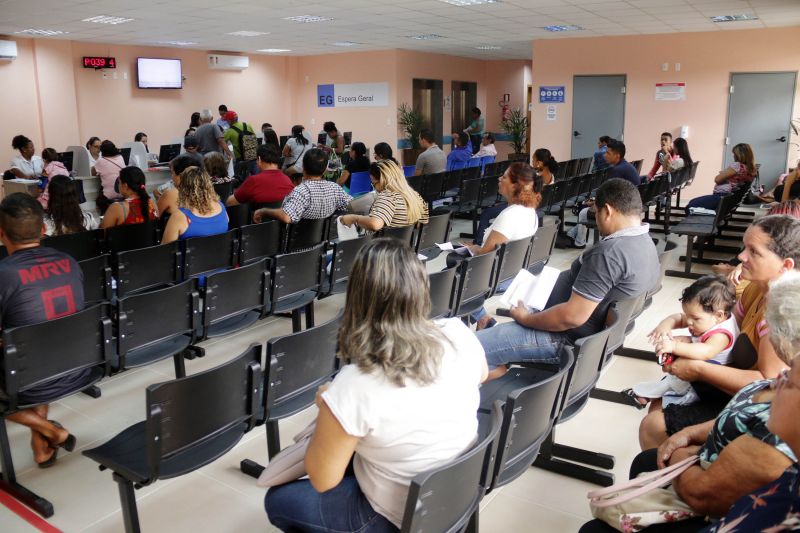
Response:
[496,308,512,317]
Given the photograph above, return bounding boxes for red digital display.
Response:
[82,56,116,69]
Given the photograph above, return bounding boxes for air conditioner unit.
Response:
[207,54,249,70]
[0,40,18,61]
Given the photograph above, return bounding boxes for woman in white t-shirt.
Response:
[8,134,44,178]
[265,238,488,532]
[281,125,313,178]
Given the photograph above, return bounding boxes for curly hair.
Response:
[338,238,448,387]
[177,167,219,215]
[506,162,543,208]
[203,152,228,179]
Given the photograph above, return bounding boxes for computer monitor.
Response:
[317,133,326,145]
[343,131,352,147]
[158,143,181,163]
[57,151,74,172]
[279,135,289,149]
[120,147,131,165]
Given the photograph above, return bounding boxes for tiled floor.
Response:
[1,211,749,533]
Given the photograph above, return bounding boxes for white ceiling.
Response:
[1,0,798,60]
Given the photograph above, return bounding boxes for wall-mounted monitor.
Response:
[137,57,182,89]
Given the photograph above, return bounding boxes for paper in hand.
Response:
[336,217,359,241]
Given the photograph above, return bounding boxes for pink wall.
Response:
[0,38,42,167]
[485,59,530,161]
[530,27,800,198]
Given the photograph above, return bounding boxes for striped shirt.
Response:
[281,179,352,223]
[369,190,429,228]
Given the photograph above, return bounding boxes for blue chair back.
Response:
[403,165,416,177]
[466,158,481,168]
[349,171,372,196]
[448,159,468,172]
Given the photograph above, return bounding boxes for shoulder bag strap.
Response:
[588,455,699,508]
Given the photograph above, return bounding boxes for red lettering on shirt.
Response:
[18,259,72,285]
[40,285,76,320]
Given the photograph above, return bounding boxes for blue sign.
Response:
[317,84,335,107]
[539,86,565,103]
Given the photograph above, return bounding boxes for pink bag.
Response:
[587,455,700,532]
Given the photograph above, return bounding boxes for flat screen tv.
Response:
[137,58,182,89]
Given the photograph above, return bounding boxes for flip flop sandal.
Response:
[621,388,649,410]
[47,420,76,452]
[36,448,58,468]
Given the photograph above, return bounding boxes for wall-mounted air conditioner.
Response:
[0,40,18,61]
[207,54,249,70]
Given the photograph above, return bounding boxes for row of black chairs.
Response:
[555,156,593,181]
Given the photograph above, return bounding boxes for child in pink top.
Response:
[38,148,71,209]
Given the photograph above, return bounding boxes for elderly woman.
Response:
[580,275,800,533]
[702,271,800,531]
[339,160,427,232]
[265,238,487,532]
[639,214,800,450]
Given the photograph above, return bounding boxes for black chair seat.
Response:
[417,247,442,261]
[273,289,317,315]
[84,419,248,484]
[115,334,191,371]
[9,366,105,412]
[205,310,262,338]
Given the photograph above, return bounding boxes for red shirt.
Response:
[234,169,294,204]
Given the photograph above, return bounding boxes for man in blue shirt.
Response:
[447,132,473,170]
[605,139,640,186]
[217,104,230,131]
[593,135,612,171]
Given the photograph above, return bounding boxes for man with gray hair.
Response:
[194,108,232,159]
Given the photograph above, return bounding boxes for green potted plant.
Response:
[397,103,424,166]
[501,107,529,161]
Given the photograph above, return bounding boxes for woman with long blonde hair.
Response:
[265,238,488,531]
[161,166,228,243]
[339,159,428,231]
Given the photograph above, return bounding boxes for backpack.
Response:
[230,123,257,162]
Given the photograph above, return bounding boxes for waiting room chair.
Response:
[525,222,558,274]
[403,165,416,177]
[1,304,112,518]
[348,171,372,196]
[200,259,270,339]
[493,236,533,295]
[212,181,233,201]
[83,344,263,533]
[105,222,159,256]
[226,203,251,230]
[285,218,327,253]
[320,235,370,297]
[270,243,324,332]
[115,279,200,378]
[416,212,452,261]
[451,248,498,322]
[182,229,238,280]
[114,242,181,298]
[240,315,341,478]
[428,267,458,320]
[379,224,416,247]
[239,220,283,265]
[79,254,112,305]
[42,228,104,261]
[398,401,503,533]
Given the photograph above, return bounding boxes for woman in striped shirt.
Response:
[339,160,428,232]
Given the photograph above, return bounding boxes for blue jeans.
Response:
[685,193,723,213]
[476,321,568,370]
[266,475,399,533]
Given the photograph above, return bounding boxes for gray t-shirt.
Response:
[195,123,224,154]
[545,224,659,341]
[415,145,446,175]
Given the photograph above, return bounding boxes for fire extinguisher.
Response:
[499,100,510,122]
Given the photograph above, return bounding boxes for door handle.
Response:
[776,136,787,142]
[573,131,581,137]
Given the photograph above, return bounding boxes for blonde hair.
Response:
[371,160,424,224]
[177,167,219,215]
[732,143,756,176]
[338,238,447,387]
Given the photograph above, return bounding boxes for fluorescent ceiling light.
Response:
[15,29,68,36]
[438,0,499,5]
[409,34,444,40]
[83,15,134,25]
[226,30,269,37]
[333,41,359,47]
[283,15,332,23]
[710,14,758,22]
[158,41,197,46]
[475,45,501,50]
[258,48,291,53]
[542,25,583,32]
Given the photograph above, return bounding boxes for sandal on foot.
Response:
[621,389,649,410]
[47,420,76,452]
[36,448,58,468]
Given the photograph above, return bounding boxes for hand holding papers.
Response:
[497,266,560,314]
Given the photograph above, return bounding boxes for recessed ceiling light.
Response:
[226,30,269,37]
[283,15,332,23]
[15,29,68,36]
[710,14,758,22]
[475,45,501,50]
[542,25,583,32]
[438,0,499,5]
[409,34,444,40]
[158,41,197,46]
[83,15,135,25]
[333,41,360,47]
[257,48,291,53]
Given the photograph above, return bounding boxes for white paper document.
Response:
[336,217,359,241]
[499,266,560,312]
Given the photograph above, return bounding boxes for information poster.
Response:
[317,82,389,107]
[655,83,686,101]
